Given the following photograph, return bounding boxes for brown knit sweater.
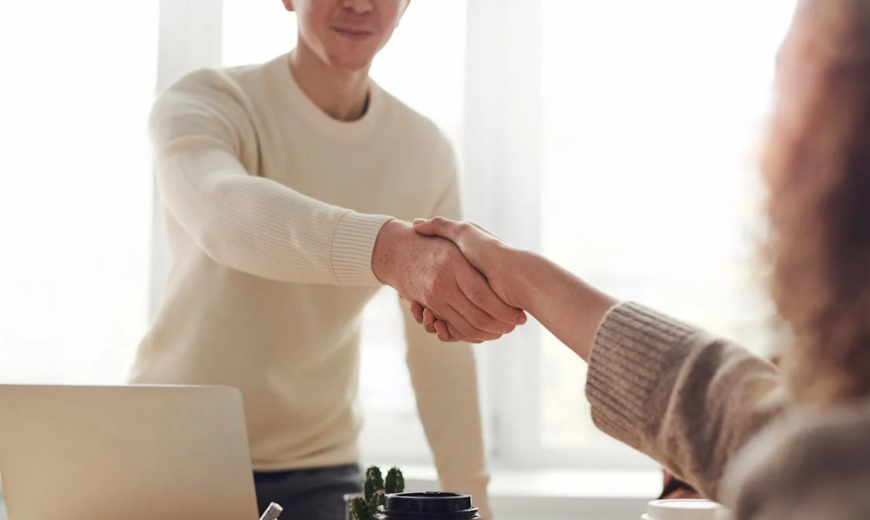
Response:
[587,302,870,520]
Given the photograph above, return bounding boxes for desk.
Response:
[0,470,657,520]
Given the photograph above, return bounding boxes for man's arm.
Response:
[151,74,523,341]
[151,78,390,285]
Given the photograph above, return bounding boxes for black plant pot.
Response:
[375,492,480,520]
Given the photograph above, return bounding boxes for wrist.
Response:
[371,219,410,287]
[506,249,542,310]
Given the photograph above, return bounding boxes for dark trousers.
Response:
[254,464,362,520]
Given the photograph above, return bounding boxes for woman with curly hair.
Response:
[408,1,870,518]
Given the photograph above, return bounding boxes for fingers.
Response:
[406,223,525,342]
[434,320,457,342]
[450,280,518,335]
[420,305,493,344]
[420,301,497,343]
[414,217,501,242]
[414,274,523,342]
[418,269,502,342]
[410,301,425,324]
[422,307,437,334]
[442,303,501,343]
[421,308,459,342]
[412,216,462,241]
[456,268,526,327]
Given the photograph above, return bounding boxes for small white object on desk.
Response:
[259,502,283,520]
[642,499,726,520]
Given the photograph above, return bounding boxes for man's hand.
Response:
[372,220,526,343]
[407,217,526,341]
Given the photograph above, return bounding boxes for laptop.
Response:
[0,384,259,520]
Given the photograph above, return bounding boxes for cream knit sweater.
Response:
[129,53,491,512]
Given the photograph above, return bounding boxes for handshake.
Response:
[371,217,527,344]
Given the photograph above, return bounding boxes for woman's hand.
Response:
[409,216,617,359]
[409,217,526,341]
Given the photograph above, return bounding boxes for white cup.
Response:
[641,499,727,520]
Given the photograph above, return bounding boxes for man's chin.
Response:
[326,51,376,72]
[333,59,374,72]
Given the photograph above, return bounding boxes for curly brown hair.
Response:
[764,0,870,404]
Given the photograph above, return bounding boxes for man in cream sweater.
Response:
[130,1,524,519]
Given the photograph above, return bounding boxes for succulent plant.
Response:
[364,465,385,504]
[351,465,404,519]
[369,490,386,512]
[385,467,405,494]
[350,496,374,520]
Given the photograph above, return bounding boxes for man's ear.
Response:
[282,0,295,12]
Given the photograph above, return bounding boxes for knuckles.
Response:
[422,269,449,303]
[422,244,463,300]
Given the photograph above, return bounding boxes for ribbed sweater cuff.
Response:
[585,302,700,451]
[330,212,394,285]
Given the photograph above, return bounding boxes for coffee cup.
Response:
[642,499,726,520]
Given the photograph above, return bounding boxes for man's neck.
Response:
[289,43,371,122]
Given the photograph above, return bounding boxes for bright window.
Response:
[221,0,799,468]
[538,0,797,458]
[0,2,157,385]
[0,0,802,478]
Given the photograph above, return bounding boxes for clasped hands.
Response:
[371,217,525,344]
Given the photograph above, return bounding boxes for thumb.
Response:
[412,216,460,241]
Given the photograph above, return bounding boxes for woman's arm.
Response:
[412,217,787,501]
[411,218,616,356]
[506,250,617,361]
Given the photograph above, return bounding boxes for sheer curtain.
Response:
[535,0,798,457]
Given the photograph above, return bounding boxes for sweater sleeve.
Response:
[150,72,393,285]
[585,302,787,501]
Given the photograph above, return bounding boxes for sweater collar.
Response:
[267,52,385,144]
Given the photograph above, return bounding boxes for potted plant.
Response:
[348,465,405,520]
[348,466,480,520]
